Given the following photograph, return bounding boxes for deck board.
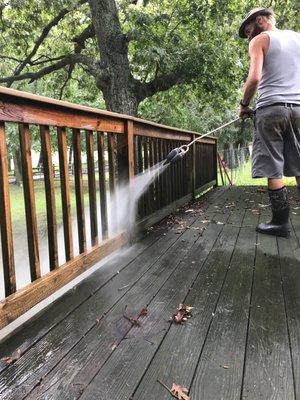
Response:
[0,186,298,400]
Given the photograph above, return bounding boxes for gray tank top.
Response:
[256,29,300,109]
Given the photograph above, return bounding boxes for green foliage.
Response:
[0,0,299,146]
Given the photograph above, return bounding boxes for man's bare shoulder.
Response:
[248,33,269,54]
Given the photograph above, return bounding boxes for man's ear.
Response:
[256,15,264,26]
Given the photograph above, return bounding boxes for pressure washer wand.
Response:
[164,117,240,164]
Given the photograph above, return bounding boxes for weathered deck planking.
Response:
[26,188,235,399]
[188,190,261,400]
[277,190,300,399]
[131,188,248,400]
[241,204,295,399]
[0,187,298,400]
[0,189,226,399]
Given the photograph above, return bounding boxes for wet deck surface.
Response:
[0,186,299,400]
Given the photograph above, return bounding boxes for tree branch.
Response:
[6,0,88,87]
[59,65,74,99]
[31,55,67,66]
[0,54,23,62]
[138,69,189,101]
[73,24,95,53]
[0,54,95,84]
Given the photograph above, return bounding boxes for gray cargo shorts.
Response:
[252,104,300,178]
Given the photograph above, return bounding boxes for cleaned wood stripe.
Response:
[126,120,135,182]
[0,122,16,295]
[0,100,124,133]
[40,125,58,270]
[18,123,41,281]
[86,130,98,246]
[97,132,108,239]
[72,128,86,254]
[0,232,127,329]
[57,127,74,261]
[107,133,116,196]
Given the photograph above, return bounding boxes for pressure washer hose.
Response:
[165,116,241,164]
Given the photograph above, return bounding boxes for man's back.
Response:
[257,29,300,108]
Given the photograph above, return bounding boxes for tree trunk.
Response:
[13,148,23,185]
[88,0,140,116]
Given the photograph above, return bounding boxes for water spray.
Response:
[164,117,240,165]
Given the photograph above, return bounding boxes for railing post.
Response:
[189,134,196,200]
[116,120,135,240]
[214,138,218,187]
[117,119,135,183]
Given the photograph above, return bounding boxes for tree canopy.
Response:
[0,0,299,129]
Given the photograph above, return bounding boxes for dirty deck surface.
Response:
[0,186,299,400]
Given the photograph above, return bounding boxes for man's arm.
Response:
[239,34,267,118]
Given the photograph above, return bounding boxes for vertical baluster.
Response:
[165,141,172,204]
[148,138,155,213]
[154,139,162,209]
[160,139,167,207]
[86,130,98,246]
[125,120,135,182]
[97,132,108,239]
[180,141,185,197]
[143,137,151,216]
[19,123,41,281]
[40,125,58,270]
[107,133,116,196]
[137,136,145,218]
[57,127,74,261]
[0,122,16,295]
[72,128,86,254]
[168,141,175,203]
[162,140,168,205]
[107,133,118,231]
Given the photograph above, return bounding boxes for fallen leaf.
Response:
[111,340,118,350]
[172,304,193,324]
[138,307,148,318]
[171,383,190,400]
[1,348,21,365]
[157,380,190,400]
[211,219,224,225]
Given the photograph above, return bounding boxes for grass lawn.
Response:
[9,178,91,234]
[8,161,297,233]
[218,160,296,187]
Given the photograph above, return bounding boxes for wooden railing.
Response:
[0,87,217,329]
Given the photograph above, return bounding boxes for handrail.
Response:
[0,86,219,329]
[0,86,215,140]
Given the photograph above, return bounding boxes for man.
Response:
[239,7,300,237]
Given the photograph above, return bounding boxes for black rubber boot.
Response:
[256,186,290,238]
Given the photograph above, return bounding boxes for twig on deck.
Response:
[157,379,173,396]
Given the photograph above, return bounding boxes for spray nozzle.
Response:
[163,145,189,165]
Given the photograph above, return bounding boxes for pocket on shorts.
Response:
[291,117,300,141]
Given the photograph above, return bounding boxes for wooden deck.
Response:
[0,186,299,400]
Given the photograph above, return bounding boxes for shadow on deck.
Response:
[0,186,299,400]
